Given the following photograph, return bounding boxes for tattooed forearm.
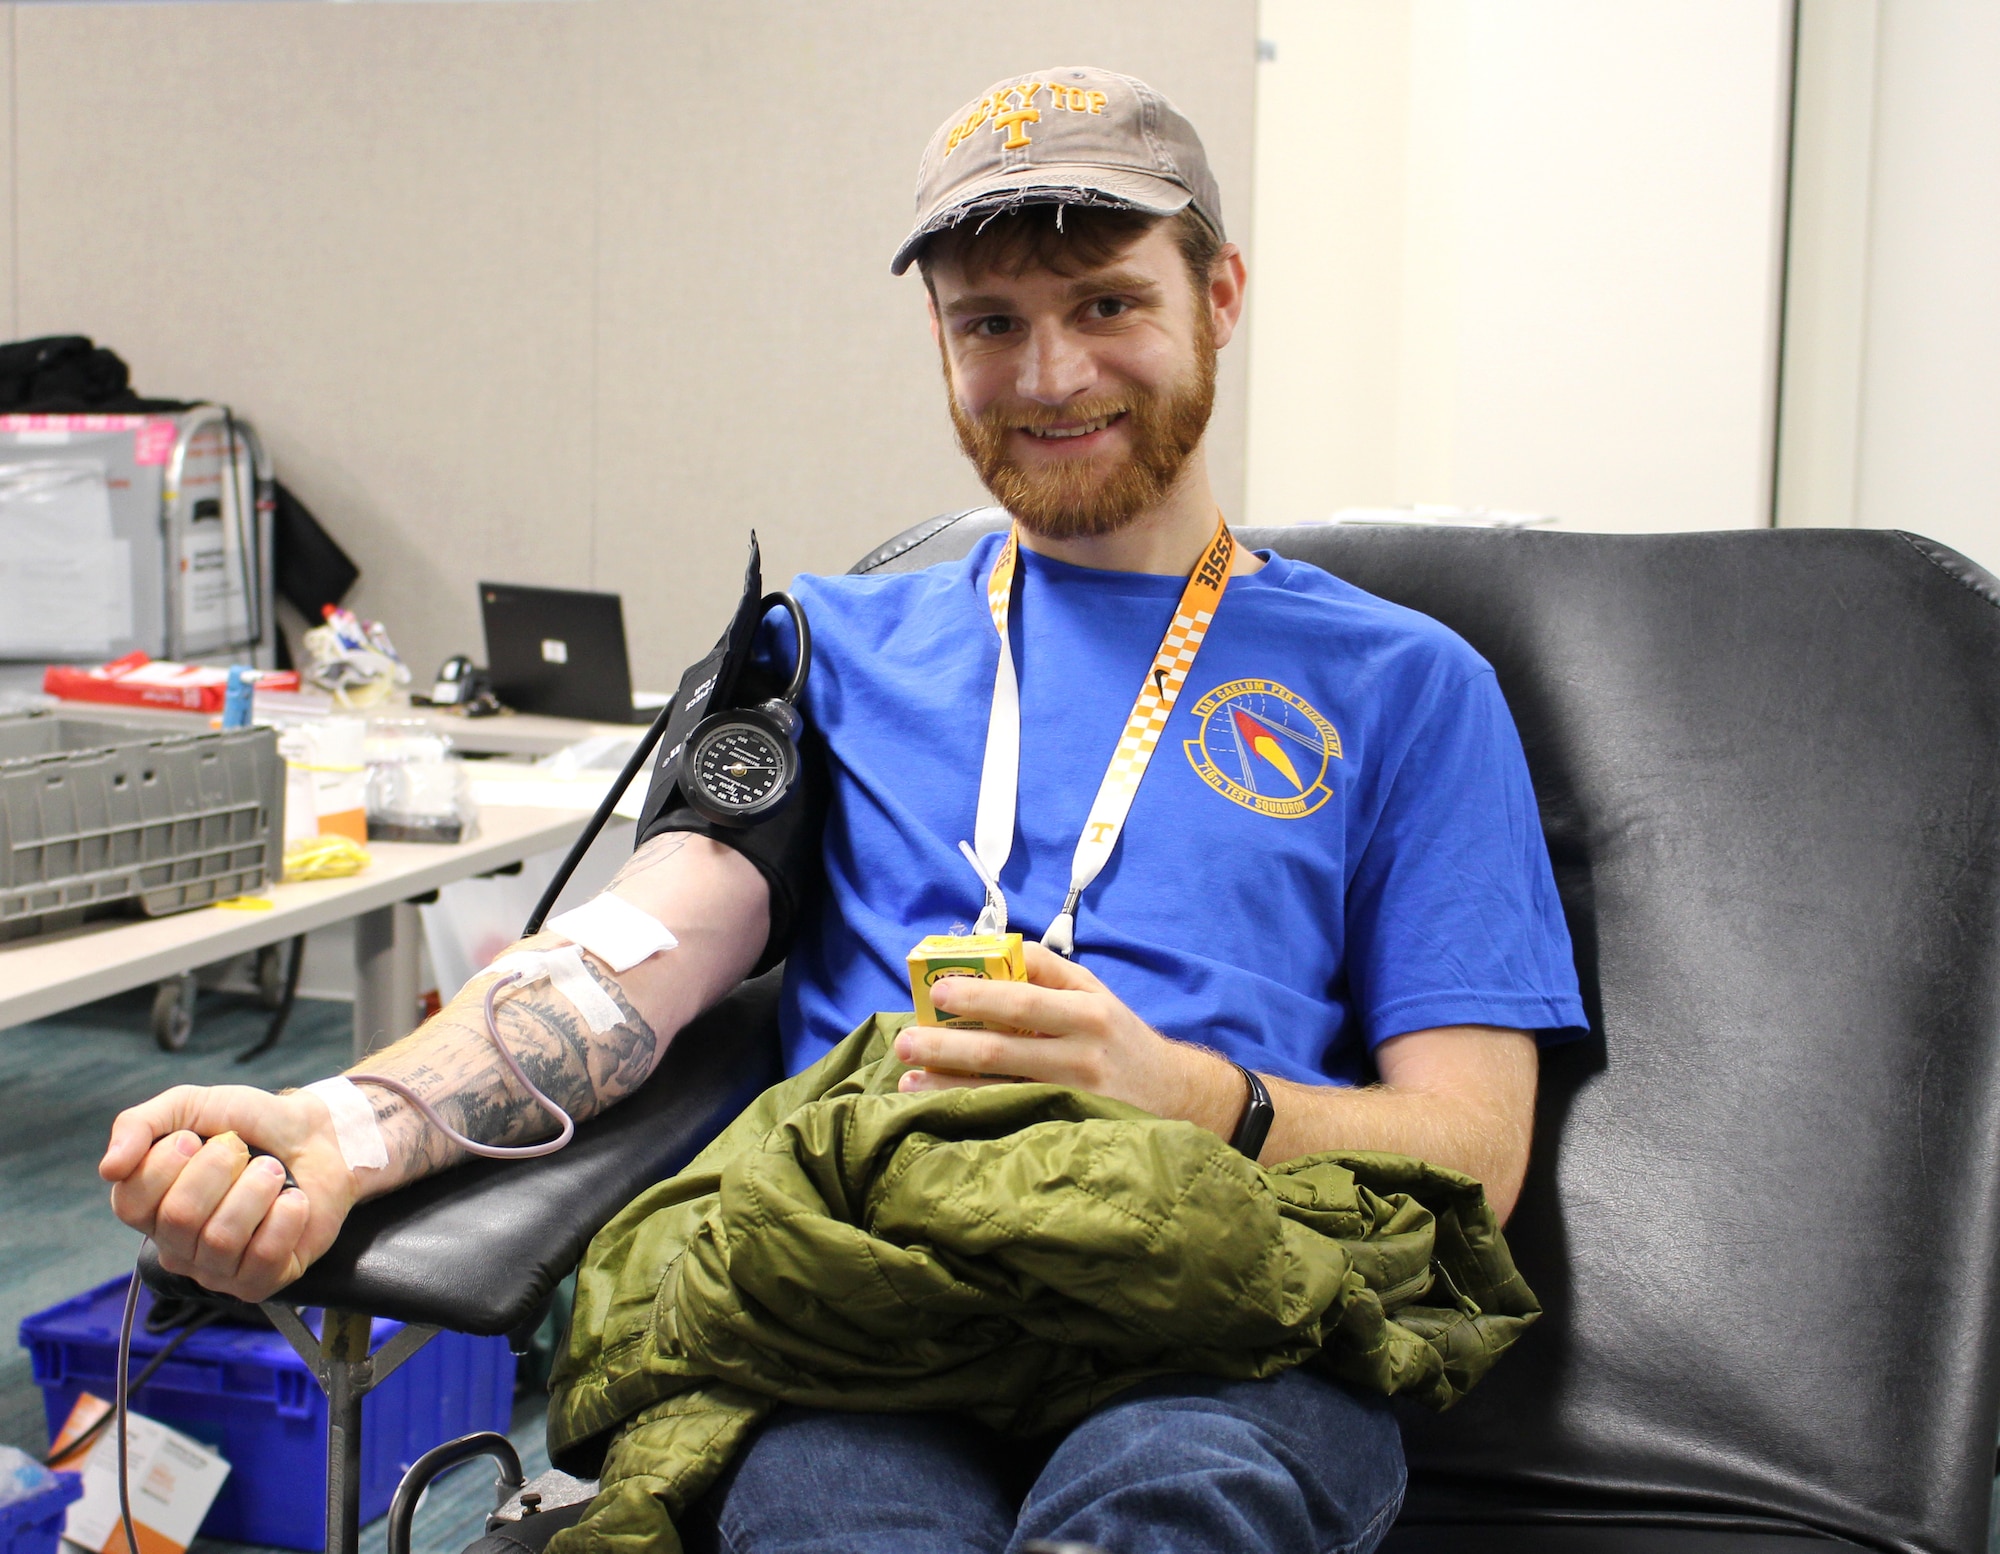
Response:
[326,831,768,1201]
[606,830,688,891]
[352,953,659,1181]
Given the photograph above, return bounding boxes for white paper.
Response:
[62,1401,230,1554]
[534,733,642,778]
[0,460,113,541]
[0,540,132,656]
[172,428,255,653]
[0,460,133,655]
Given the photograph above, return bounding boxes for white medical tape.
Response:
[487,950,551,986]
[543,946,625,1033]
[303,1076,389,1173]
[547,893,679,972]
[485,946,624,1034]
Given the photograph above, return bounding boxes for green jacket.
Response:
[545,1015,1538,1554]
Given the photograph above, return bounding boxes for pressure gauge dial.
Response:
[684,705,800,823]
[673,588,811,829]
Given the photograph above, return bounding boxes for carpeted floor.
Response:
[0,986,549,1554]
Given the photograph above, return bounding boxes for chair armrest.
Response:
[140,970,785,1334]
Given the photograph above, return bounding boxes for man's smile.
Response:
[1021,410,1127,440]
[1012,410,1131,457]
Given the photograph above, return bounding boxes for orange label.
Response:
[317,807,368,844]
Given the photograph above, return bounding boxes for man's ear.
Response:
[1207,242,1248,351]
[925,289,942,350]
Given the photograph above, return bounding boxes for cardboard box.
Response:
[44,653,297,714]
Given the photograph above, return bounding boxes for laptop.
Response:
[479,582,661,725]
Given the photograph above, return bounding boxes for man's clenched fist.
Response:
[100,1084,358,1302]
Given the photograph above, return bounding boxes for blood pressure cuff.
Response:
[636,722,827,978]
[632,535,826,977]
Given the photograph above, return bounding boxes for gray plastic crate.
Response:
[0,713,283,937]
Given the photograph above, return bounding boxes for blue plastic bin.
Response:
[0,1471,82,1554]
[19,1278,515,1552]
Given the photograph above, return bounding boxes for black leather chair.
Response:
[150,514,2000,1554]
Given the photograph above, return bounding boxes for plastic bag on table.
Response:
[365,719,478,844]
[300,604,411,708]
[0,1444,59,1506]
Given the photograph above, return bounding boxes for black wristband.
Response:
[1229,1063,1274,1159]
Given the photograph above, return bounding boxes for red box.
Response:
[43,653,298,714]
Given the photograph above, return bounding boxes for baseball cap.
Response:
[890,66,1225,276]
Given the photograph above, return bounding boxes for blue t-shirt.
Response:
[769,533,1586,1084]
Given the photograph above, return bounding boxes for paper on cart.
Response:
[48,1393,229,1554]
[0,461,132,655]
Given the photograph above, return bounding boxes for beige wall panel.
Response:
[1248,0,1792,534]
[12,1,596,681]
[1448,0,1793,532]
[1850,0,2000,570]
[1773,0,1879,533]
[0,7,13,341]
[1243,2,1413,524]
[591,0,1257,683]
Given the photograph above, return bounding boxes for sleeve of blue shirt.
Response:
[1343,668,1588,1050]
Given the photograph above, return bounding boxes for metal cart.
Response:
[1,408,282,1048]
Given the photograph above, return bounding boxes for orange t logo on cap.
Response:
[994,103,1041,149]
[994,81,1045,149]
[946,81,1061,156]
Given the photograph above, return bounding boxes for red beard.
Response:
[946,324,1217,541]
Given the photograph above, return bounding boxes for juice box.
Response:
[907,933,1026,1030]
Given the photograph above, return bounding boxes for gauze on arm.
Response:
[546,893,678,972]
[303,1076,390,1172]
[487,946,624,1033]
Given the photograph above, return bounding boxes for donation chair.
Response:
[145,515,2000,1554]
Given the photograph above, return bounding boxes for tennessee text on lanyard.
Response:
[963,512,1236,958]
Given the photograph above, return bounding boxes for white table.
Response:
[401,705,656,759]
[0,804,595,1058]
[81,699,650,760]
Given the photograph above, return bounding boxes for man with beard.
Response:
[101,68,1584,1554]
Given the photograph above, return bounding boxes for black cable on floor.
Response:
[238,934,307,1063]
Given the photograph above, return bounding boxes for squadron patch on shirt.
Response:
[1183,679,1341,818]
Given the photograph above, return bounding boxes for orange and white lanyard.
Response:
[962,512,1236,957]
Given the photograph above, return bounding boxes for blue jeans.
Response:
[678,1369,1406,1554]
